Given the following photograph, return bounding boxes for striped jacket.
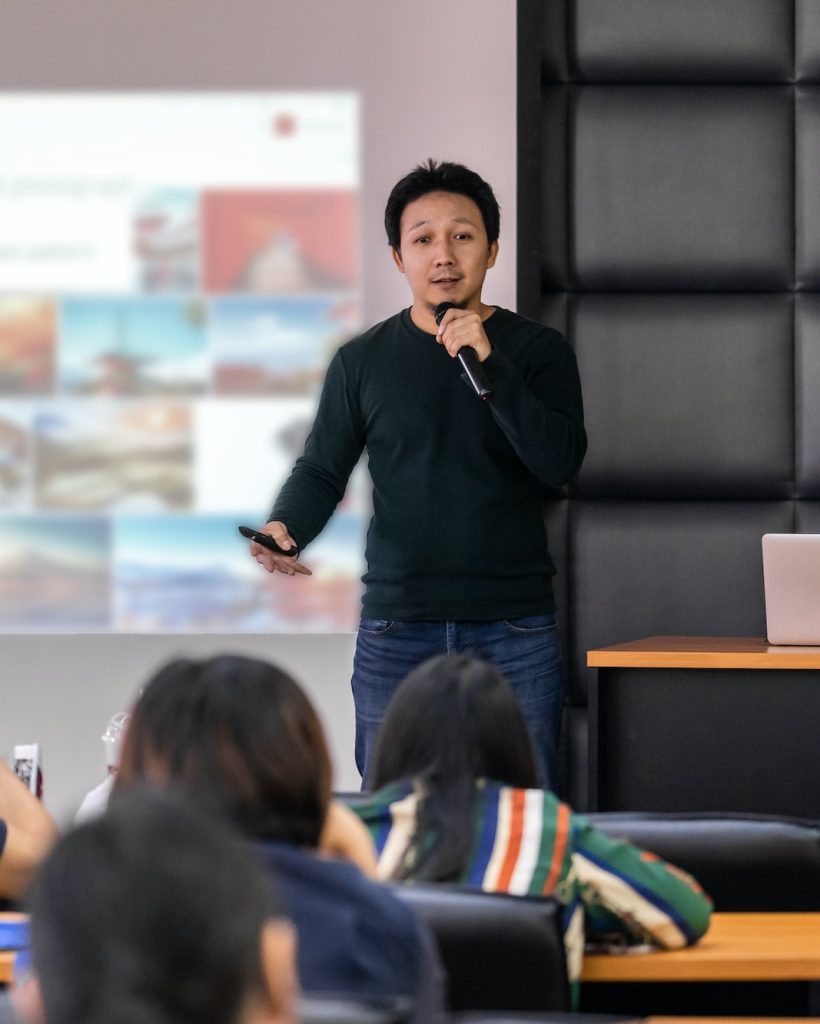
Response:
[350,780,712,984]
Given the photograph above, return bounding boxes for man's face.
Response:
[391,190,498,314]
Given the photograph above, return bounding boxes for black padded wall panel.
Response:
[574,0,794,81]
[573,295,794,498]
[539,89,570,289]
[540,0,570,81]
[797,0,820,80]
[564,705,589,809]
[796,501,820,532]
[519,0,814,806]
[796,297,820,495]
[572,87,794,290]
[796,88,820,284]
[539,294,569,340]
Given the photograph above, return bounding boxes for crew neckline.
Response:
[400,305,503,341]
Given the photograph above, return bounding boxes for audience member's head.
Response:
[17,787,297,1024]
[116,654,332,847]
[368,653,541,880]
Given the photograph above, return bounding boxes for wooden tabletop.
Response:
[6,914,820,988]
[587,636,820,670]
[582,912,820,982]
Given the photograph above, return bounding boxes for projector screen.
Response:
[0,92,365,632]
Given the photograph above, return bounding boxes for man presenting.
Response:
[249,160,586,787]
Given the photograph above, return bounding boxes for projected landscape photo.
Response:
[210,295,359,395]
[60,298,208,396]
[33,401,193,513]
[0,517,110,630]
[114,511,363,632]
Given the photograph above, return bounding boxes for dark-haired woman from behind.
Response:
[349,654,712,986]
[115,654,443,1024]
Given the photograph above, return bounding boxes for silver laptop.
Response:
[762,533,820,645]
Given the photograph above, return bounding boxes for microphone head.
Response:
[434,301,457,326]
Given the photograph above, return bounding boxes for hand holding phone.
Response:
[13,743,43,799]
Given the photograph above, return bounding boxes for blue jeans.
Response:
[351,614,564,791]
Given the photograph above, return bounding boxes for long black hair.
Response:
[28,787,286,1024]
[368,654,541,882]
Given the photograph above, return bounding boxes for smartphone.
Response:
[13,743,43,799]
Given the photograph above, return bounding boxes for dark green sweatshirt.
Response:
[269,307,586,620]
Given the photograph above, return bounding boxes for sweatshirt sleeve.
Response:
[483,331,587,488]
[268,348,365,549]
[569,813,713,949]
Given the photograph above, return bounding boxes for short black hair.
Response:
[29,787,283,1024]
[384,159,500,249]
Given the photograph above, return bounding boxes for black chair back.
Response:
[586,812,820,911]
[390,885,570,1013]
[452,1014,643,1023]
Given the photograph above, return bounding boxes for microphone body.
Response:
[434,302,495,400]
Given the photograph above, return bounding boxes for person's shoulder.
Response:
[480,779,560,796]
[487,309,574,373]
[258,841,392,902]
[265,841,424,941]
[339,311,405,359]
[332,855,421,937]
[74,775,115,825]
[488,307,567,347]
[349,780,414,814]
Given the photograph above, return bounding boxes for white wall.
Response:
[0,0,517,823]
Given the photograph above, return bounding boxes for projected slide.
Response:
[0,93,363,632]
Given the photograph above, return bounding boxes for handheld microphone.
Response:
[434,302,494,400]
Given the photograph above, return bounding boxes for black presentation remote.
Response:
[238,525,300,558]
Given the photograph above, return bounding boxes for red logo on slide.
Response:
[273,114,297,137]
